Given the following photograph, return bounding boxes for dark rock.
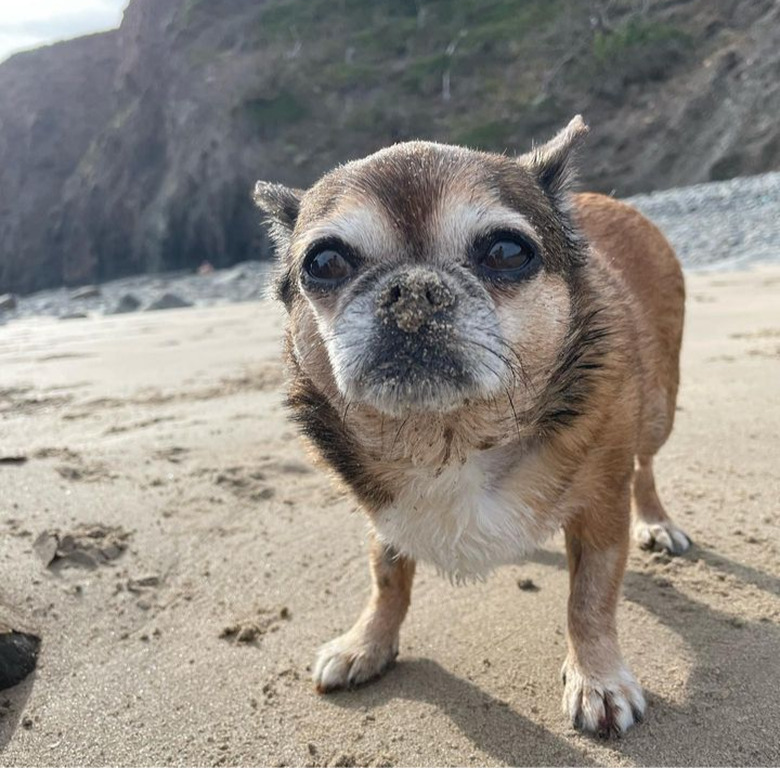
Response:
[0,294,17,311]
[70,285,101,300]
[0,630,40,691]
[110,294,142,314]
[59,311,88,320]
[144,293,193,311]
[0,455,27,465]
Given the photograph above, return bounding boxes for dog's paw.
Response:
[561,657,646,738]
[312,631,399,693]
[634,520,692,555]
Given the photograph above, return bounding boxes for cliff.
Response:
[0,0,778,294]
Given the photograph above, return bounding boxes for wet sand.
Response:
[1,266,778,766]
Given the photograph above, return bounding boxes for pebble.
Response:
[144,293,194,311]
[0,293,18,311]
[109,294,142,314]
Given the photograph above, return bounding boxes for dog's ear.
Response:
[519,115,589,201]
[253,181,304,251]
[254,182,304,308]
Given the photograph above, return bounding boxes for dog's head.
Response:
[255,117,589,418]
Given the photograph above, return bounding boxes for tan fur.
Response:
[256,118,690,737]
[313,538,415,692]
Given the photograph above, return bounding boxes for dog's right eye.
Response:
[303,246,355,288]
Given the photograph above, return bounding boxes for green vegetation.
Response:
[241,0,572,151]
[591,18,692,84]
[203,0,700,155]
[593,18,690,63]
[180,0,208,27]
[242,92,309,131]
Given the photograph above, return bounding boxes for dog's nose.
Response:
[377,268,455,334]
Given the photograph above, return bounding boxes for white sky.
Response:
[0,0,127,62]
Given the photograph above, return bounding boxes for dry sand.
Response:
[0,266,778,767]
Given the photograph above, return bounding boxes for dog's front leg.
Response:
[562,514,646,737]
[313,534,415,693]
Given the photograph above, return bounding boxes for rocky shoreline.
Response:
[628,170,780,269]
[1,172,778,324]
[0,260,273,324]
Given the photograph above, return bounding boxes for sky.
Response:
[0,0,127,62]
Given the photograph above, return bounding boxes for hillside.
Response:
[0,0,778,295]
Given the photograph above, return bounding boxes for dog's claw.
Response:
[634,520,692,556]
[562,657,646,738]
[312,633,399,693]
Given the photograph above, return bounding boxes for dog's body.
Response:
[255,117,690,738]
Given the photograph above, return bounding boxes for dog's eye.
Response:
[303,247,354,287]
[480,236,537,276]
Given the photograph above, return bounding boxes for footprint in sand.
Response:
[56,462,117,482]
[212,466,276,502]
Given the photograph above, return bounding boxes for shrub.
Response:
[592,19,692,86]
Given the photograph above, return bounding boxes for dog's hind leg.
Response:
[631,453,691,556]
[313,535,415,693]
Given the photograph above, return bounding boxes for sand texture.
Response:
[1,267,778,767]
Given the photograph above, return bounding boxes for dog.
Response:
[254,115,690,738]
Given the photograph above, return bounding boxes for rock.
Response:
[0,455,27,465]
[517,578,540,592]
[0,294,17,311]
[33,525,130,569]
[144,293,193,311]
[70,285,101,300]
[0,629,40,691]
[59,311,88,320]
[109,293,142,314]
[127,575,161,592]
[32,532,59,567]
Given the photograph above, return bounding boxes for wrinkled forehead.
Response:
[293,143,547,260]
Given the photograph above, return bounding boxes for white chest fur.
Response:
[373,451,558,581]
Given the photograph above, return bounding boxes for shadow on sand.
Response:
[321,545,779,766]
[529,546,780,766]
[324,657,594,766]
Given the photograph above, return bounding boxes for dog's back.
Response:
[575,192,689,553]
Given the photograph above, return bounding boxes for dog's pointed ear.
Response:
[520,115,589,200]
[253,181,304,250]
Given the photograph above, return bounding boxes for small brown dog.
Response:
[254,116,690,738]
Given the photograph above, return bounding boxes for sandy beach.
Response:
[1,265,778,767]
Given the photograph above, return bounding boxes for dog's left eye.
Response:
[303,246,355,288]
[479,235,538,276]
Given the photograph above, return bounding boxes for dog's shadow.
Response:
[530,547,780,765]
[322,546,780,766]
[325,657,594,766]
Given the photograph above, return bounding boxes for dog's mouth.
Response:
[349,336,478,415]
[327,267,509,415]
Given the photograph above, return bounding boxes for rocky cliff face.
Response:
[0,0,778,295]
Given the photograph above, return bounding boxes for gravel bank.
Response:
[627,171,780,269]
[1,173,778,323]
